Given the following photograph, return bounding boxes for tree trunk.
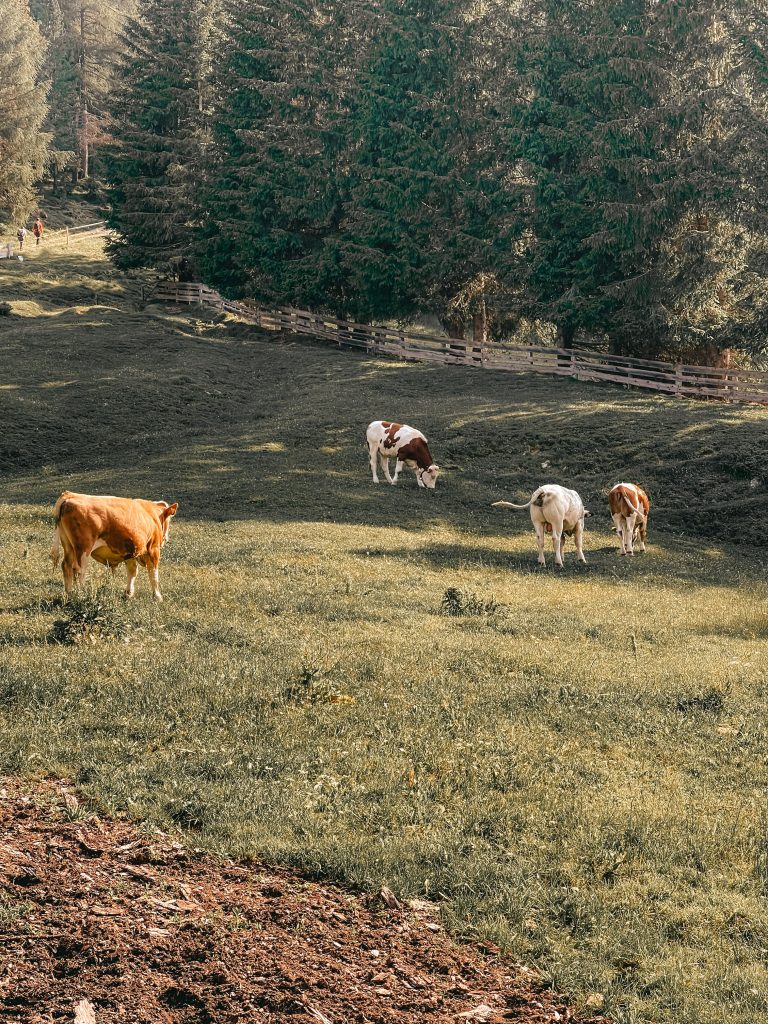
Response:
[559,322,576,349]
[79,6,89,179]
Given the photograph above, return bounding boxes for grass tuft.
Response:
[48,590,138,646]
[440,586,499,617]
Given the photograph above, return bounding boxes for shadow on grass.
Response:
[1,289,767,580]
[361,541,749,587]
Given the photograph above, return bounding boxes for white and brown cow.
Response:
[492,484,590,567]
[608,482,649,556]
[51,491,178,600]
[366,421,440,489]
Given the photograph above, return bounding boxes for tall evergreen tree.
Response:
[0,0,50,228]
[105,0,214,269]
[502,0,768,358]
[198,0,353,307]
[500,0,674,349]
[31,0,137,183]
[647,1,768,359]
[335,0,471,322]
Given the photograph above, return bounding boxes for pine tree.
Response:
[335,0,470,322]
[503,0,768,359]
[0,0,50,228]
[198,0,353,307]
[105,0,214,269]
[31,0,137,183]
[500,0,673,349]
[646,1,768,360]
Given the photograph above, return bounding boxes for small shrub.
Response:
[0,301,12,317]
[441,587,499,617]
[281,663,351,705]
[675,683,730,715]
[48,592,136,645]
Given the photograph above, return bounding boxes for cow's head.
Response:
[420,464,440,490]
[154,501,179,543]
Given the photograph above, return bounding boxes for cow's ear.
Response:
[163,502,179,518]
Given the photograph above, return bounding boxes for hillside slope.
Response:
[1,237,768,1024]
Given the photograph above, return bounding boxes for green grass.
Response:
[2,237,768,1024]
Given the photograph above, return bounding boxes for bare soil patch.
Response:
[0,779,604,1024]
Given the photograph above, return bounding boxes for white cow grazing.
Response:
[492,484,590,567]
[366,420,440,489]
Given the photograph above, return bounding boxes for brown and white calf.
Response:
[493,484,590,567]
[366,421,440,489]
[51,491,179,600]
[608,482,649,556]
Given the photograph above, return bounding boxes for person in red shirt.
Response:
[33,218,44,246]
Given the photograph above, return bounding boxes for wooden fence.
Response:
[152,282,768,405]
[0,219,108,259]
[51,220,110,244]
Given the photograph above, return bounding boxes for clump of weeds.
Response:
[48,591,138,646]
[441,587,499,617]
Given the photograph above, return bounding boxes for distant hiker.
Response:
[16,227,27,249]
[33,218,43,246]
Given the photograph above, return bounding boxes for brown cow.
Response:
[608,482,649,556]
[366,420,440,489]
[51,492,178,600]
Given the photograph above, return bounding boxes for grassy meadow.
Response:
[2,236,768,1024]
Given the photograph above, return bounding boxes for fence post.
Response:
[674,363,683,397]
[66,226,70,247]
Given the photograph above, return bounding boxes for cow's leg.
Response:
[392,459,404,485]
[415,466,426,488]
[61,554,76,597]
[624,513,637,556]
[145,561,163,601]
[369,442,380,483]
[381,453,394,484]
[637,519,647,553]
[550,519,565,568]
[534,522,546,566]
[77,552,90,586]
[124,559,138,599]
[574,521,587,564]
[612,513,625,554]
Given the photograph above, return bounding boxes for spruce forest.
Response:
[3,0,768,360]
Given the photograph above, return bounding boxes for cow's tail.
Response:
[623,491,647,522]
[51,493,74,568]
[50,494,70,568]
[50,527,61,569]
[53,492,75,524]
[492,500,532,511]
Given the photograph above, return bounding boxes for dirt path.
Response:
[0,779,604,1024]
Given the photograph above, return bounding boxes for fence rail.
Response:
[0,219,109,259]
[152,282,768,405]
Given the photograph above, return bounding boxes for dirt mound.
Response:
[0,780,604,1024]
